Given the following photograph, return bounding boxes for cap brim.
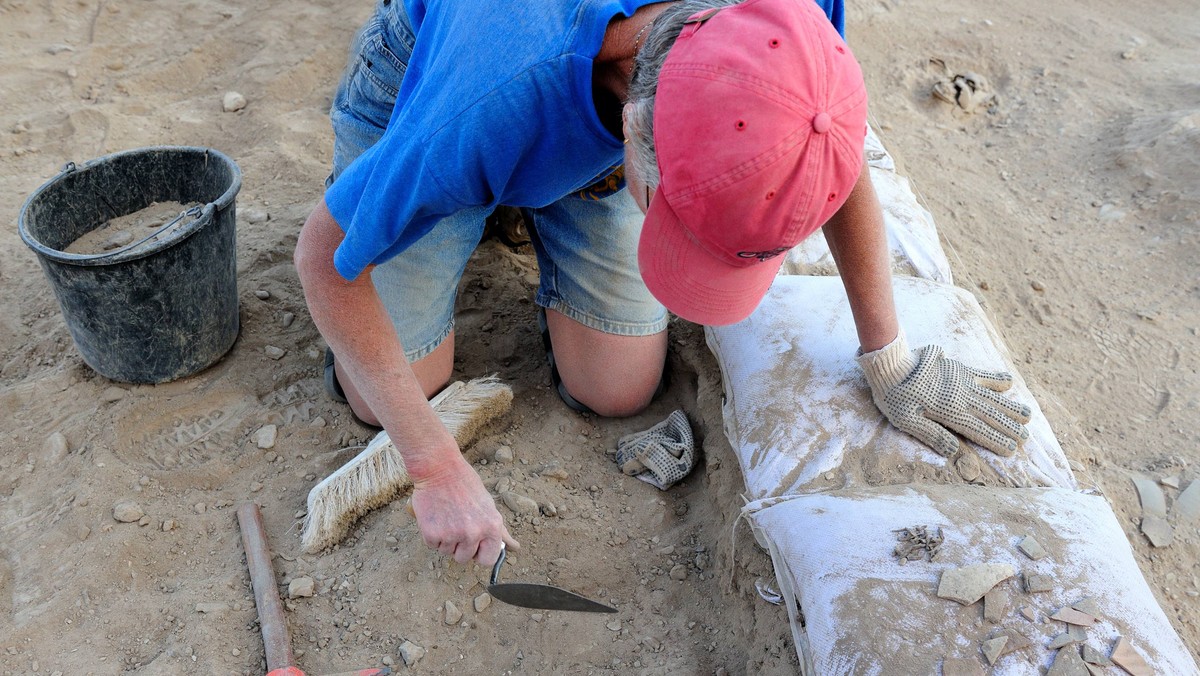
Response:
[638,193,781,326]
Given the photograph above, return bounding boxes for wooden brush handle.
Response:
[237,503,297,672]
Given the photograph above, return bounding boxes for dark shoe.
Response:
[323,347,381,429]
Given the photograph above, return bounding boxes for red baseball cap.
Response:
[638,0,869,326]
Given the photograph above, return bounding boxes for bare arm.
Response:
[821,158,899,352]
[294,198,516,564]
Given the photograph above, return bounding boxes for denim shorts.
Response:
[325,0,668,361]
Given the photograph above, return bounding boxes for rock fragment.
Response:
[981,636,1007,665]
[983,589,1009,622]
[669,564,687,581]
[1049,632,1083,649]
[1175,481,1200,522]
[1019,606,1037,622]
[473,593,491,613]
[222,91,247,112]
[1025,574,1054,593]
[500,491,539,516]
[254,289,270,300]
[281,312,295,328]
[1046,646,1090,676]
[993,628,1031,656]
[112,500,144,523]
[1160,475,1181,489]
[1071,597,1101,618]
[493,445,514,464]
[1110,637,1151,676]
[254,425,278,449]
[264,346,286,360]
[1140,515,1174,547]
[101,386,126,402]
[42,432,69,464]
[398,640,425,666]
[1131,476,1167,517]
[1081,644,1112,666]
[443,600,462,625]
[288,577,314,599]
[942,657,984,676]
[955,453,981,482]
[937,563,1014,605]
[1051,607,1097,626]
[1017,535,1047,560]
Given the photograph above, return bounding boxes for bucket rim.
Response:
[18,145,242,267]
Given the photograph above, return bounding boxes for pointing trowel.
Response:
[487,543,617,613]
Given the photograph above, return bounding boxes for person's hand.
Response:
[857,330,1032,457]
[409,454,519,565]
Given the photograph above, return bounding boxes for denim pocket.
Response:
[339,14,412,129]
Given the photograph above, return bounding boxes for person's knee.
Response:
[546,312,667,418]
[572,368,661,418]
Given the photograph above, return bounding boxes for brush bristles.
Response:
[300,376,513,553]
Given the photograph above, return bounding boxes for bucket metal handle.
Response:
[66,205,205,261]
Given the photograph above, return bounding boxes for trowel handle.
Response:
[237,503,297,672]
[489,542,507,586]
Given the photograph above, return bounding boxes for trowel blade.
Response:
[487,583,617,613]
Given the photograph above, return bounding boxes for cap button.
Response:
[812,112,832,134]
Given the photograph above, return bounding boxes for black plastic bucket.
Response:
[18,146,242,384]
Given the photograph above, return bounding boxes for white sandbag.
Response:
[781,127,953,283]
[743,485,1198,676]
[705,275,1075,500]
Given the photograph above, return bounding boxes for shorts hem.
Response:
[404,319,455,362]
[536,296,668,337]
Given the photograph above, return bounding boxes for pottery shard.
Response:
[1049,632,1084,649]
[1175,481,1200,522]
[937,564,1015,605]
[994,628,1032,656]
[1051,607,1097,626]
[1131,476,1167,518]
[1025,574,1054,593]
[1018,535,1048,561]
[1047,646,1091,676]
[1110,637,1152,676]
[1081,644,1112,667]
[1140,515,1174,547]
[983,589,1009,622]
[1019,606,1037,622]
[942,657,985,676]
[1071,597,1101,618]
[981,636,1008,665]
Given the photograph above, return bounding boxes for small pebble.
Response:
[194,503,207,514]
[310,416,327,428]
[162,519,178,532]
[288,577,315,599]
[76,525,91,541]
[250,482,263,493]
[669,564,688,581]
[398,640,425,666]
[112,500,144,523]
[493,445,514,464]
[254,289,270,300]
[254,425,278,449]
[473,593,491,613]
[1031,280,1046,292]
[443,600,462,625]
[42,432,69,463]
[282,312,295,328]
[101,386,126,402]
[607,620,622,632]
[501,491,539,516]
[264,346,286,360]
[222,91,247,112]
[244,209,269,224]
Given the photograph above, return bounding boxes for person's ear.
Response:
[622,102,637,143]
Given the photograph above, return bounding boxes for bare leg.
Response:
[545,309,667,418]
[335,331,456,427]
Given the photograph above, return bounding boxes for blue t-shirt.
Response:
[326,0,846,281]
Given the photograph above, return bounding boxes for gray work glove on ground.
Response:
[615,410,695,490]
[857,330,1032,457]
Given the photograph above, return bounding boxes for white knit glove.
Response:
[857,330,1032,457]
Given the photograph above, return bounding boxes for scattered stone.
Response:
[540,502,557,517]
[1051,607,1097,626]
[983,589,1009,622]
[194,502,207,514]
[1175,481,1200,522]
[264,346,286,360]
[443,600,462,625]
[669,564,688,581]
[1019,606,1037,622]
[250,481,263,493]
[473,593,491,613]
[1071,597,1101,618]
[76,525,91,541]
[112,500,144,523]
[1025,574,1054,594]
[981,636,1007,665]
[254,425,278,449]
[162,519,178,532]
[893,525,944,563]
[137,515,152,527]
[937,563,1014,605]
[101,386,126,402]
[540,467,570,480]
[1049,632,1083,649]
[530,612,543,622]
[493,445,514,464]
[1017,535,1048,561]
[993,628,1032,656]
[1140,515,1174,547]
[500,491,539,516]
[1081,644,1112,666]
[1031,280,1047,292]
[398,640,425,666]
[955,453,982,482]
[381,655,395,667]
[310,416,327,428]
[195,602,229,613]
[244,209,269,224]
[288,577,315,599]
[1131,476,1167,518]
[281,312,295,328]
[222,91,247,112]
[42,432,69,463]
[1047,646,1090,676]
[1160,475,1181,489]
[1110,637,1152,676]
[942,657,984,676]
[254,289,271,300]
[607,620,622,632]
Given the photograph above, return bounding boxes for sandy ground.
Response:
[0,0,1196,674]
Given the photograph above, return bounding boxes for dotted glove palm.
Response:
[857,330,1032,457]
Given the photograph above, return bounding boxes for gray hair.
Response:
[626,0,746,189]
